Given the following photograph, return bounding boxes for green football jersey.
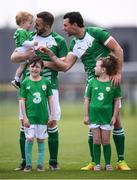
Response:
[85,78,121,125]
[13,28,34,48]
[69,27,111,81]
[19,77,52,125]
[34,31,68,89]
[22,31,68,89]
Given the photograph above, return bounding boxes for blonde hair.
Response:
[15,11,33,25]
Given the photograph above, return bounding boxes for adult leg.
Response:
[48,120,59,170]
[113,112,130,170]
[48,90,60,170]
[14,120,26,171]
[81,129,95,170]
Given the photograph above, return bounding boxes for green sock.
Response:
[113,128,125,161]
[88,131,94,162]
[25,141,33,166]
[37,142,45,166]
[103,144,111,165]
[93,144,101,165]
[48,126,59,165]
[19,131,26,165]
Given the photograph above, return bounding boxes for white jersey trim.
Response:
[104,36,113,46]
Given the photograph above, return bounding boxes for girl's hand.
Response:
[48,119,54,126]
[84,116,90,125]
[23,118,30,128]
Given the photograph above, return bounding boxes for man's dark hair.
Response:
[37,11,54,27]
[64,12,84,27]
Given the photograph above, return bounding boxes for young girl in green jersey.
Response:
[19,57,54,172]
[84,55,121,171]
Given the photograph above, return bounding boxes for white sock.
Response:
[14,76,20,82]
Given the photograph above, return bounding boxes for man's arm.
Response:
[11,48,36,63]
[106,37,123,84]
[39,46,77,72]
[106,37,123,73]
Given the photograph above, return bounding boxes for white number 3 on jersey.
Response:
[98,93,104,101]
[33,92,41,104]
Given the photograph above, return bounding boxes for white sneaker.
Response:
[105,164,113,171]
[94,164,101,171]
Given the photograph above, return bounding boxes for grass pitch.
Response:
[0,101,137,179]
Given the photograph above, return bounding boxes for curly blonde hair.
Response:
[15,11,33,25]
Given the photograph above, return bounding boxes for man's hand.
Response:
[38,46,49,54]
[111,73,121,86]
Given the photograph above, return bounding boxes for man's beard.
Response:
[37,31,44,35]
[36,28,45,35]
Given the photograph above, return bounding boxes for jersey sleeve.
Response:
[46,80,53,97]
[90,27,111,45]
[57,38,68,58]
[85,82,92,98]
[114,85,122,99]
[22,40,36,47]
[14,30,28,47]
[68,39,79,59]
[19,81,27,99]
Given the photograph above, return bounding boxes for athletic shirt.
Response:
[19,77,52,125]
[22,31,68,89]
[69,27,111,81]
[13,28,34,48]
[85,78,121,124]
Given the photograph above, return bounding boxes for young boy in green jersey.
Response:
[11,11,38,89]
[84,55,121,171]
[19,57,54,172]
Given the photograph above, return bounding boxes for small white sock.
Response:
[14,76,20,82]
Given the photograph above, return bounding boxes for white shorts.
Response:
[24,125,48,139]
[19,89,61,121]
[50,89,61,121]
[89,124,113,131]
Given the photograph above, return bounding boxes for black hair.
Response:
[64,12,84,27]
